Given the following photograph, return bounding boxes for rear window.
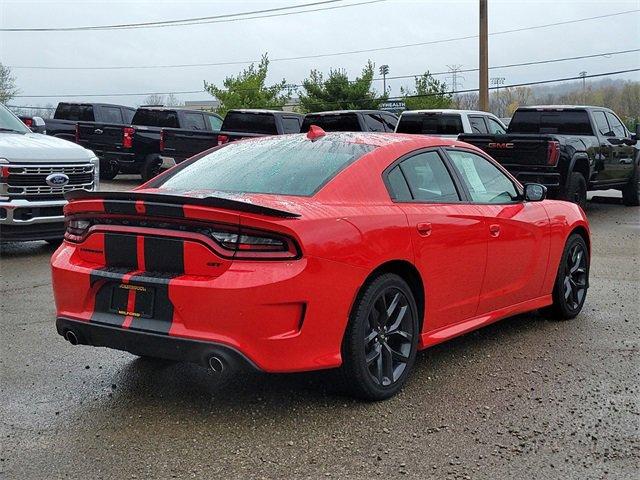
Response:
[54,104,95,122]
[301,114,361,132]
[508,110,593,135]
[396,114,464,135]
[222,112,278,135]
[132,109,179,128]
[156,136,375,196]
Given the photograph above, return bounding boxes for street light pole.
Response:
[479,0,489,111]
[380,65,390,94]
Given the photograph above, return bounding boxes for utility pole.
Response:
[379,65,389,94]
[579,71,587,104]
[446,64,464,94]
[479,0,489,111]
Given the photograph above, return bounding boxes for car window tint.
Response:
[364,114,386,132]
[222,112,278,135]
[101,106,123,124]
[282,117,301,133]
[54,104,95,122]
[398,151,460,202]
[183,112,207,130]
[132,109,179,128]
[157,136,375,196]
[447,149,518,203]
[206,114,223,131]
[592,111,612,136]
[469,116,488,134]
[387,166,412,201]
[396,114,464,135]
[301,114,361,132]
[508,110,593,135]
[123,108,136,124]
[381,113,398,132]
[605,112,626,137]
[487,117,506,134]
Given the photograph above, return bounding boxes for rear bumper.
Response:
[0,198,67,241]
[56,317,258,372]
[503,166,561,188]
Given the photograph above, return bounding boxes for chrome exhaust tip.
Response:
[65,330,79,346]
[208,356,224,373]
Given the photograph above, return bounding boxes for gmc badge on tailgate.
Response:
[488,142,514,149]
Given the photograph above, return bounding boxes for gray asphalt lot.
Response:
[0,184,638,480]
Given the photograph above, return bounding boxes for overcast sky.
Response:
[1,0,638,109]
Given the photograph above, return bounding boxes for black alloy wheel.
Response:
[341,273,419,401]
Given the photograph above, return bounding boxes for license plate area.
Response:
[109,283,155,318]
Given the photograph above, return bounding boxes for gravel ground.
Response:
[0,185,638,480]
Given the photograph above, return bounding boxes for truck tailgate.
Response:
[161,128,219,161]
[77,122,126,151]
[458,134,555,166]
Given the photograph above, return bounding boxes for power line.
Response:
[9,68,640,111]
[7,10,639,69]
[12,49,640,99]
[0,0,386,32]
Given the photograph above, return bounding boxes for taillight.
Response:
[64,218,91,243]
[217,134,229,146]
[74,124,80,143]
[159,129,165,152]
[23,118,33,127]
[547,141,560,166]
[206,226,299,259]
[122,127,135,149]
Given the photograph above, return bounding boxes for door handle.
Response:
[416,222,432,237]
[489,224,501,237]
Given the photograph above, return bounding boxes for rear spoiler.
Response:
[65,190,300,219]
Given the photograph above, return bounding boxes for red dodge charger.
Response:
[52,130,590,400]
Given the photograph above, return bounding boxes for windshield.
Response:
[132,109,179,128]
[396,113,464,135]
[156,135,375,196]
[0,104,30,133]
[221,112,278,135]
[508,110,593,135]
[301,114,361,132]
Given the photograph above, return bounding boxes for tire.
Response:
[558,172,587,209]
[341,273,419,401]
[99,159,119,180]
[621,163,639,206]
[141,154,162,182]
[542,233,589,320]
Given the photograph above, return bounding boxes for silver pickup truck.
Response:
[0,104,99,243]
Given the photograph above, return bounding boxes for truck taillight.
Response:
[122,127,135,149]
[217,134,229,146]
[23,118,33,127]
[159,129,165,152]
[74,124,80,143]
[547,141,560,166]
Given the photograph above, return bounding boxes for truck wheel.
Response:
[621,163,639,206]
[559,172,587,209]
[141,154,162,182]
[99,160,119,180]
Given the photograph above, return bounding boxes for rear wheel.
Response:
[543,234,589,320]
[559,172,587,209]
[141,154,162,182]
[621,163,639,206]
[341,273,419,401]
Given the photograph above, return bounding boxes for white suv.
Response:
[395,109,507,139]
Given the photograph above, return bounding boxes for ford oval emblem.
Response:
[45,173,70,187]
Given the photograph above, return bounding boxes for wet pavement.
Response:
[1,185,638,479]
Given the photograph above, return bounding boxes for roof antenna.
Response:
[306,125,326,140]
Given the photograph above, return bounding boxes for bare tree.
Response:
[0,63,18,103]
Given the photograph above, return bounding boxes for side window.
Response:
[182,112,207,130]
[605,112,626,137]
[206,114,223,131]
[101,106,123,124]
[487,117,506,134]
[447,149,518,204]
[381,113,398,132]
[387,166,412,201]
[468,116,488,134]
[364,114,386,132]
[123,108,136,124]
[391,151,460,202]
[592,111,612,136]
[282,116,301,133]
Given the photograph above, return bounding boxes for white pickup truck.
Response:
[394,109,507,138]
[0,104,99,243]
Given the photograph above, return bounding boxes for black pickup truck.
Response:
[300,110,397,133]
[78,108,302,181]
[459,106,639,207]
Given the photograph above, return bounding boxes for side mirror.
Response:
[607,137,623,145]
[524,183,547,202]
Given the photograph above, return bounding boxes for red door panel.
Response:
[400,203,488,331]
[474,202,550,313]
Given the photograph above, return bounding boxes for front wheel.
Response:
[543,233,589,320]
[99,159,119,180]
[621,163,639,206]
[341,273,419,401]
[558,172,587,209]
[141,154,162,182]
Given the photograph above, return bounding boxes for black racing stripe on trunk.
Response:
[127,273,175,335]
[144,236,184,274]
[103,200,138,215]
[104,233,137,268]
[144,202,185,218]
